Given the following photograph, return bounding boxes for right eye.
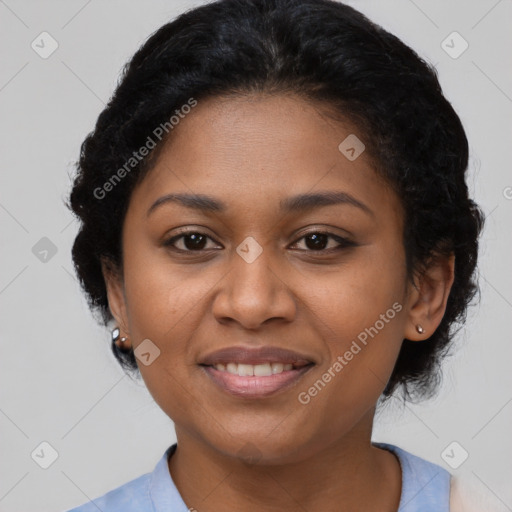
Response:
[163,231,222,253]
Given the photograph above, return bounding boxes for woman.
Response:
[65,0,486,510]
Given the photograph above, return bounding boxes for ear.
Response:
[101,258,131,349]
[404,252,455,341]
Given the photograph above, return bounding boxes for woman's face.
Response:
[106,94,421,464]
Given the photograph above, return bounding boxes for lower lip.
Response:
[201,365,314,399]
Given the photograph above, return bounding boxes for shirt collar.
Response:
[148,444,190,512]
[149,442,450,511]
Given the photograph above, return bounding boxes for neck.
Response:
[167,410,402,512]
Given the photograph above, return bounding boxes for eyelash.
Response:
[162,229,356,255]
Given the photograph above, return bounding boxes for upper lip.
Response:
[199,346,315,367]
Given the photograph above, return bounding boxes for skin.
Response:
[103,93,455,511]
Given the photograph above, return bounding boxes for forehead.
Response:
[129,93,401,223]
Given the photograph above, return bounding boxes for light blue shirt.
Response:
[64,442,451,511]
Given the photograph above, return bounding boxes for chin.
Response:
[206,427,314,467]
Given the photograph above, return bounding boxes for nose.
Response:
[211,241,297,330]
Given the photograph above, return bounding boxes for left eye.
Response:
[291,232,355,252]
[163,231,355,253]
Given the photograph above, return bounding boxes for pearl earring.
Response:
[416,324,424,334]
[112,326,127,344]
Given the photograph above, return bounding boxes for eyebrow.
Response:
[147,191,374,217]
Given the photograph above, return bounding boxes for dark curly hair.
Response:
[66,0,484,402]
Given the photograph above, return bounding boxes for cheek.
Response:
[296,295,405,441]
[121,247,229,408]
[120,250,212,416]
[122,242,209,340]
[300,244,406,401]
[304,241,406,336]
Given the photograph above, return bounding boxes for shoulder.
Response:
[64,472,152,512]
[375,442,451,511]
[376,443,507,512]
[63,444,187,512]
[376,442,451,488]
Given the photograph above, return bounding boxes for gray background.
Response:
[0,0,511,510]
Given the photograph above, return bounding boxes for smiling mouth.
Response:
[206,361,311,377]
[198,345,316,398]
[200,361,315,398]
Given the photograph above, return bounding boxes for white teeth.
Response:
[271,363,284,374]
[238,364,254,376]
[226,363,238,375]
[254,363,272,377]
[213,362,296,376]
